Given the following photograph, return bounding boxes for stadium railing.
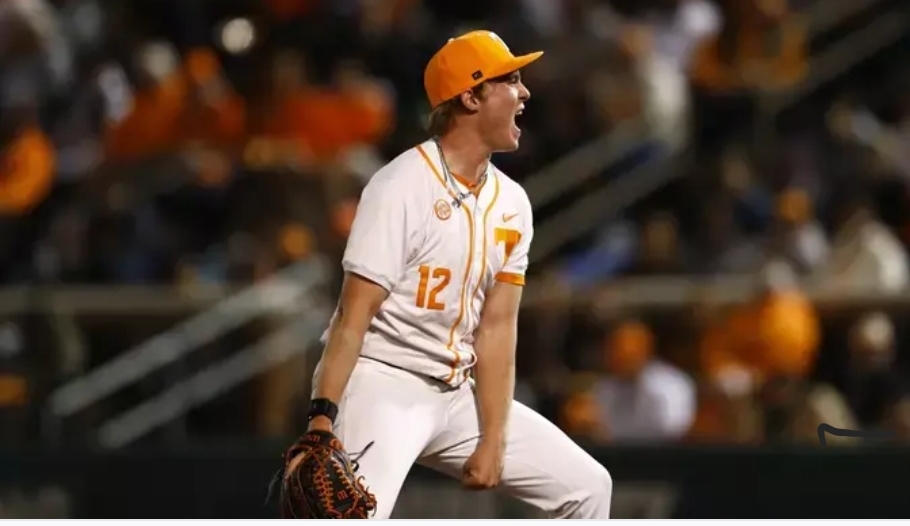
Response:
[40,257,332,446]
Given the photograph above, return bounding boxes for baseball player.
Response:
[289,30,613,519]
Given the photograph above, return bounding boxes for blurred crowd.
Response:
[533,0,910,446]
[0,0,638,286]
[2,0,910,449]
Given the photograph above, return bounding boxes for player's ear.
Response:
[459,87,483,112]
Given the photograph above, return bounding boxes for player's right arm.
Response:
[309,173,413,431]
[308,273,388,431]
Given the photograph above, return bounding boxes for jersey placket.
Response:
[463,181,490,371]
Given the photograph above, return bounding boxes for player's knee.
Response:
[576,464,613,517]
[590,465,613,501]
[580,464,612,502]
[551,464,613,518]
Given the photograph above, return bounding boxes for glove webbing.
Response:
[264,440,375,508]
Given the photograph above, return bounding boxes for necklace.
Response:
[433,139,488,209]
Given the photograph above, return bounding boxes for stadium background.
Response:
[2,0,910,518]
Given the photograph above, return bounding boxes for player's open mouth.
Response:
[512,107,524,136]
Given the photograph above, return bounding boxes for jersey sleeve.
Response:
[342,176,413,291]
[496,195,533,287]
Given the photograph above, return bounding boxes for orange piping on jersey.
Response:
[471,176,500,300]
[495,272,525,286]
[416,144,450,192]
[416,143,471,383]
[465,175,500,373]
[444,203,474,383]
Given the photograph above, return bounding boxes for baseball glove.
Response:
[269,429,377,519]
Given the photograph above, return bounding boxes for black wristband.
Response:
[308,398,339,423]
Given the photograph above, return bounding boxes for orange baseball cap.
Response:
[424,30,543,109]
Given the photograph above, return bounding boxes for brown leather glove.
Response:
[272,430,377,519]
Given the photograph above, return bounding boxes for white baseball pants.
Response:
[323,357,613,519]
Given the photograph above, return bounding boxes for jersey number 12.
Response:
[416,265,451,310]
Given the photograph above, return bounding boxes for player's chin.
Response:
[493,125,521,152]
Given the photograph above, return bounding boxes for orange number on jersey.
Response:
[416,265,451,310]
[494,228,522,261]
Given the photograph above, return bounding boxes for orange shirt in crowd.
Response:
[263,88,392,161]
[700,290,819,381]
[690,17,807,91]
[105,74,186,162]
[106,48,246,162]
[699,306,752,378]
[750,291,819,377]
[691,290,819,443]
[177,49,247,149]
[0,126,56,215]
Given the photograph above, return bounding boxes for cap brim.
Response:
[493,51,544,79]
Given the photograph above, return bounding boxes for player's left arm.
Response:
[473,199,533,448]
[473,280,522,449]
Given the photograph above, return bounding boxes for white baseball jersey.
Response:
[326,139,533,386]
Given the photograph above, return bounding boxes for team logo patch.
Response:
[434,199,452,221]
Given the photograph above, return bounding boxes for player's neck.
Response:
[435,130,491,184]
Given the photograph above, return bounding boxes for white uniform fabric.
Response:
[324,139,534,385]
[314,140,613,519]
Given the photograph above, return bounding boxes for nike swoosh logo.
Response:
[502,213,519,222]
